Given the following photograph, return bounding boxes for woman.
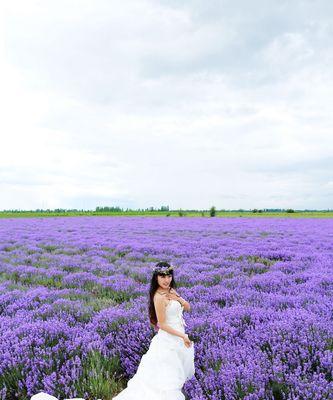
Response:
[112,261,195,400]
[30,262,195,400]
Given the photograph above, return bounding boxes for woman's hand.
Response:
[166,292,180,301]
[167,288,182,301]
[169,288,180,296]
[167,290,187,308]
[182,334,192,348]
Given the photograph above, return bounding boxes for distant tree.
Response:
[252,209,258,213]
[178,209,185,217]
[209,206,216,217]
[286,208,295,213]
[95,206,122,212]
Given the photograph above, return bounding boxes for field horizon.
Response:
[0,210,333,219]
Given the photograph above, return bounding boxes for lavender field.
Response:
[0,216,332,400]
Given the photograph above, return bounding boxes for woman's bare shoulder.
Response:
[153,292,167,305]
[153,291,164,300]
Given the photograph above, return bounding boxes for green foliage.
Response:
[235,379,256,399]
[216,299,226,308]
[0,209,332,219]
[325,337,333,351]
[209,206,216,217]
[96,206,123,212]
[40,244,58,253]
[269,379,289,400]
[0,364,27,399]
[73,350,126,400]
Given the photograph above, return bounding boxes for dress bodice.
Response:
[165,299,187,328]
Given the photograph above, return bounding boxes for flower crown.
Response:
[153,264,174,275]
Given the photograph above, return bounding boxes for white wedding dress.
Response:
[112,299,195,400]
[30,300,195,400]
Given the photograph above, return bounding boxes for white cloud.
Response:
[0,0,332,210]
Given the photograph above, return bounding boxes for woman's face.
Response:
[157,273,172,290]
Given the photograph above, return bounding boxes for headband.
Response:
[153,264,174,275]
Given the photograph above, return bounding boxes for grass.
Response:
[72,350,127,400]
[0,211,332,219]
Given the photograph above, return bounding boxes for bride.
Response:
[31,261,195,400]
[112,261,195,400]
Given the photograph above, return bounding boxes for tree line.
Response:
[1,206,331,216]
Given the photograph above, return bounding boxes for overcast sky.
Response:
[0,0,332,210]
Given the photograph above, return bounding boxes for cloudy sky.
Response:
[0,0,332,210]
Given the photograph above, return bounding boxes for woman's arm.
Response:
[178,297,191,312]
[154,296,187,339]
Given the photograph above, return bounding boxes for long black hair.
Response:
[148,261,178,330]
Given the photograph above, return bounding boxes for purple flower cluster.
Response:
[0,216,332,399]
